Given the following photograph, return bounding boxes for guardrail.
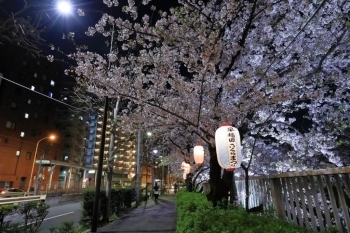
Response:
[0,195,46,205]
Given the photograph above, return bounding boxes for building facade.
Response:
[0,44,91,191]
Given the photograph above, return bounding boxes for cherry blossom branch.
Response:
[181,0,212,23]
[219,0,258,80]
[167,137,186,156]
[264,0,328,73]
[196,66,208,127]
[101,81,215,139]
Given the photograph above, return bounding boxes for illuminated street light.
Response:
[57,1,72,14]
[27,135,56,193]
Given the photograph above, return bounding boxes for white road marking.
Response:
[43,211,74,221]
[19,212,75,227]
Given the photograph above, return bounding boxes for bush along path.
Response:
[0,201,49,233]
[176,189,320,233]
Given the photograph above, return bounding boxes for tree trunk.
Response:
[185,174,193,192]
[206,145,230,207]
[242,164,250,212]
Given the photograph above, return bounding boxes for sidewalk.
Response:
[96,195,177,233]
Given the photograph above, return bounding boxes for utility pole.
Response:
[161,164,164,195]
[104,98,120,222]
[34,145,50,195]
[91,97,108,233]
[136,126,142,206]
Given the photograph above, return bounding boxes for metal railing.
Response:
[0,195,46,205]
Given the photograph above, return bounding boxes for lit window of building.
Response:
[11,102,17,109]
[5,121,15,129]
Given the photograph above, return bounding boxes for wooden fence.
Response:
[235,166,350,233]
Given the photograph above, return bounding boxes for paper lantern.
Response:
[215,123,242,171]
[181,161,186,169]
[183,163,190,174]
[193,144,204,165]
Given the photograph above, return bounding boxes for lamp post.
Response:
[27,135,55,193]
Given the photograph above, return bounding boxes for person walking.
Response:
[153,183,160,202]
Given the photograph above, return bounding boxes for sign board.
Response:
[35,159,51,165]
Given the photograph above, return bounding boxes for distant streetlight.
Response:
[153,149,158,154]
[57,1,72,14]
[27,135,55,193]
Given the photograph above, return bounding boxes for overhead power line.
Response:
[0,74,79,110]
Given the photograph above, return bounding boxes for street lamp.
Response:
[57,1,73,15]
[27,135,55,193]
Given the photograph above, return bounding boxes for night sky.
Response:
[38,0,178,56]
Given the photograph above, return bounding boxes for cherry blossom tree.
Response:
[69,0,350,205]
[0,0,49,56]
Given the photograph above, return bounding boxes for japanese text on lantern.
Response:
[227,127,237,167]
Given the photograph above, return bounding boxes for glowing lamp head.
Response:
[57,1,72,14]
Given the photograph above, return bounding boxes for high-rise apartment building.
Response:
[0,44,91,191]
[93,106,137,189]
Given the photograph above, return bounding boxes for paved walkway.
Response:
[96,195,176,233]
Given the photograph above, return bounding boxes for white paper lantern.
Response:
[215,123,242,171]
[193,144,204,165]
[183,163,190,174]
[181,161,186,169]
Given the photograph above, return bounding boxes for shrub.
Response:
[80,188,136,226]
[80,189,107,225]
[0,204,17,231]
[176,189,313,233]
[0,201,49,233]
[48,221,75,233]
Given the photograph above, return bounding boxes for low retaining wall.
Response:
[45,193,83,206]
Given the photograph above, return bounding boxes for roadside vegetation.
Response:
[0,201,49,233]
[175,189,337,233]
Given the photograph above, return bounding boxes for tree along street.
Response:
[66,0,350,205]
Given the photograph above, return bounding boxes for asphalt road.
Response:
[38,201,82,232]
